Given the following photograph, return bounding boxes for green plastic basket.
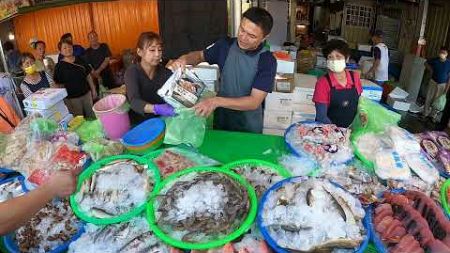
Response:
[146,166,258,250]
[440,179,450,216]
[221,159,292,178]
[70,154,161,225]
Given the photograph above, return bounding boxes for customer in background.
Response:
[84,31,117,90]
[54,40,96,118]
[423,47,450,120]
[57,33,85,62]
[313,39,362,128]
[0,169,78,235]
[367,30,389,85]
[3,41,22,75]
[125,32,175,125]
[31,40,55,76]
[19,52,54,98]
[0,97,20,134]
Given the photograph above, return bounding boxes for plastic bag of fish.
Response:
[155,172,250,243]
[68,217,178,253]
[227,163,285,199]
[153,147,220,177]
[74,159,154,219]
[261,178,366,252]
[372,190,450,252]
[285,123,354,167]
[13,199,80,253]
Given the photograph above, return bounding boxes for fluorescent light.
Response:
[8,32,14,41]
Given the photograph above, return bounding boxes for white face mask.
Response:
[327,59,346,73]
[439,53,448,60]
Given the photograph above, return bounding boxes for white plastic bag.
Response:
[158,68,206,108]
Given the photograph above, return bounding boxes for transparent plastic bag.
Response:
[163,108,206,147]
[351,97,401,136]
[30,117,58,141]
[158,68,206,108]
[433,95,446,112]
[81,139,124,161]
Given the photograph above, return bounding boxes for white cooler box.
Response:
[361,79,383,102]
[263,110,292,129]
[22,88,68,110]
[263,128,285,136]
[25,101,69,122]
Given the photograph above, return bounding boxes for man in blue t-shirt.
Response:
[168,7,277,133]
[57,33,85,62]
[423,46,450,119]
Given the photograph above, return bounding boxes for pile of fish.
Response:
[261,178,366,252]
[75,159,153,218]
[323,164,386,205]
[68,217,176,253]
[153,148,220,177]
[373,190,450,252]
[154,150,196,177]
[229,164,284,199]
[16,199,79,253]
[156,172,250,243]
[0,177,26,203]
[285,123,353,167]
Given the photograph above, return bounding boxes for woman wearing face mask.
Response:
[313,39,362,128]
[19,52,55,98]
[125,32,175,125]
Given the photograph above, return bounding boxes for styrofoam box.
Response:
[292,111,316,123]
[25,100,68,117]
[263,110,292,129]
[358,44,372,52]
[276,60,296,74]
[387,95,411,111]
[361,79,383,102]
[263,128,285,136]
[191,65,219,81]
[23,88,68,109]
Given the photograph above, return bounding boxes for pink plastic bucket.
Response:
[93,94,130,140]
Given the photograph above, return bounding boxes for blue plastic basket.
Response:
[257,177,370,253]
[0,168,29,195]
[122,118,165,146]
[284,121,354,167]
[3,223,85,253]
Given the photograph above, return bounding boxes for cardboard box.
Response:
[387,95,411,111]
[275,73,295,93]
[361,79,383,102]
[292,111,316,123]
[23,88,68,110]
[263,128,285,136]
[265,92,303,111]
[263,110,292,129]
[276,59,296,74]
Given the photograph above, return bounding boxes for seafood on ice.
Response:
[323,164,386,205]
[16,199,79,253]
[0,177,26,203]
[229,164,284,198]
[372,190,450,253]
[68,217,175,253]
[75,159,153,218]
[261,178,366,252]
[155,172,250,243]
[153,148,219,177]
[285,123,353,167]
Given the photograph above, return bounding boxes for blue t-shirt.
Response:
[203,37,276,93]
[427,57,450,83]
[58,44,86,62]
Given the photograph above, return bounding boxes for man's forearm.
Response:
[0,185,54,235]
[369,60,380,74]
[96,58,110,73]
[179,51,204,66]
[216,96,263,111]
